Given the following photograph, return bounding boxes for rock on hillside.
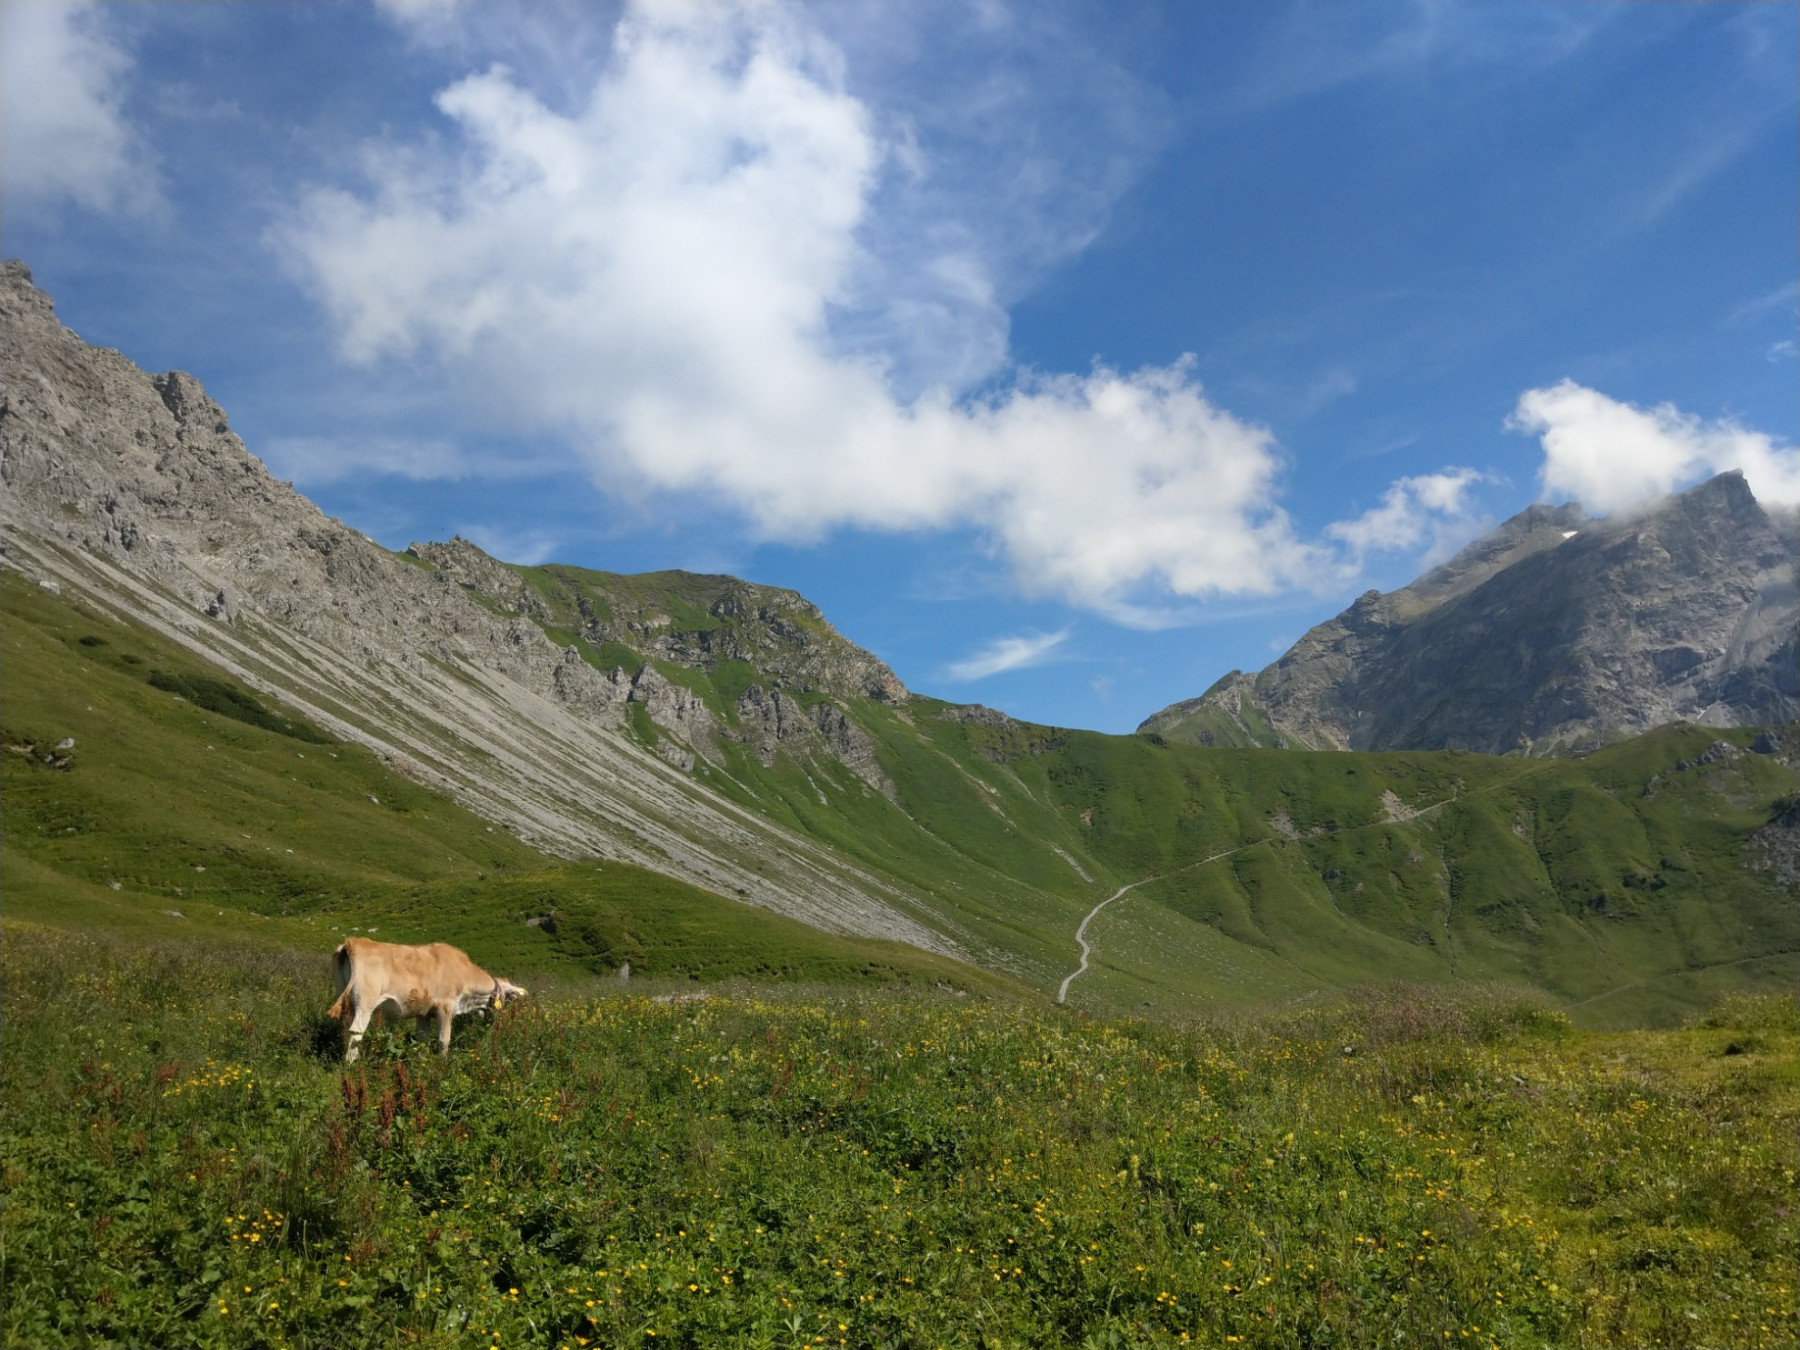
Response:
[1142,475,1798,755]
[0,259,954,954]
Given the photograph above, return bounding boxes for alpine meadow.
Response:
[4,3,1798,1348]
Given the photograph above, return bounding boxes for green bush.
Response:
[146,670,330,743]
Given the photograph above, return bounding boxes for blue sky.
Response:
[4,0,1795,732]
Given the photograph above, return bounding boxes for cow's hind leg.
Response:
[344,997,376,1064]
[435,1002,456,1055]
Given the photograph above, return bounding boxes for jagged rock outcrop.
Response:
[627,665,718,770]
[808,699,895,798]
[734,685,815,764]
[408,537,553,623]
[728,684,896,799]
[0,259,956,955]
[652,583,909,705]
[1142,475,1798,755]
[550,648,633,721]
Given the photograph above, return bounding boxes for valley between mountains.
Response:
[4,258,1796,1026]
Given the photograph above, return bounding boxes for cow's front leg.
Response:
[435,1002,456,1054]
[344,999,374,1064]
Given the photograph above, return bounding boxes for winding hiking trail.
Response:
[1054,781,1488,1006]
[1056,842,1258,1005]
[1055,882,1143,1004]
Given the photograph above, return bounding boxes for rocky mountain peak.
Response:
[1142,475,1797,755]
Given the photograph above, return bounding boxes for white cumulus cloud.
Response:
[1511,380,1800,514]
[0,0,158,215]
[280,0,1472,620]
[943,630,1069,682]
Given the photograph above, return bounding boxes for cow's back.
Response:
[340,936,490,999]
[422,941,490,990]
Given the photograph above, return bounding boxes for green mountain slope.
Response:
[497,556,1798,1025]
[0,571,1016,995]
[8,562,1795,1027]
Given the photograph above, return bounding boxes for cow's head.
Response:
[493,979,529,1008]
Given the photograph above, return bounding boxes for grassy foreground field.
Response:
[4,926,1794,1349]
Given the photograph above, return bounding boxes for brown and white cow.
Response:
[327,936,527,1063]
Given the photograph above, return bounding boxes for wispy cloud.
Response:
[1725,281,1798,328]
[1294,367,1358,418]
[1207,0,1613,121]
[458,524,563,567]
[943,629,1069,682]
[1626,121,1761,233]
[1324,469,1488,559]
[0,0,161,217]
[262,435,482,486]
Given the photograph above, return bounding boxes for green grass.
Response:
[4,929,1793,1349]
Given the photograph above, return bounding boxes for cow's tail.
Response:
[326,943,353,1021]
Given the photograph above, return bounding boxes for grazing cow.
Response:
[327,936,527,1063]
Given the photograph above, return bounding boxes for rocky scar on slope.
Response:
[1141,475,1798,756]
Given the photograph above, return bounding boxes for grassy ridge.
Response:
[836,706,1797,1022]
[3,928,1794,1349]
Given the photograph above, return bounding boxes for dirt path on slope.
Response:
[1055,883,1141,1005]
[1053,777,1511,1006]
[1056,842,1263,1005]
